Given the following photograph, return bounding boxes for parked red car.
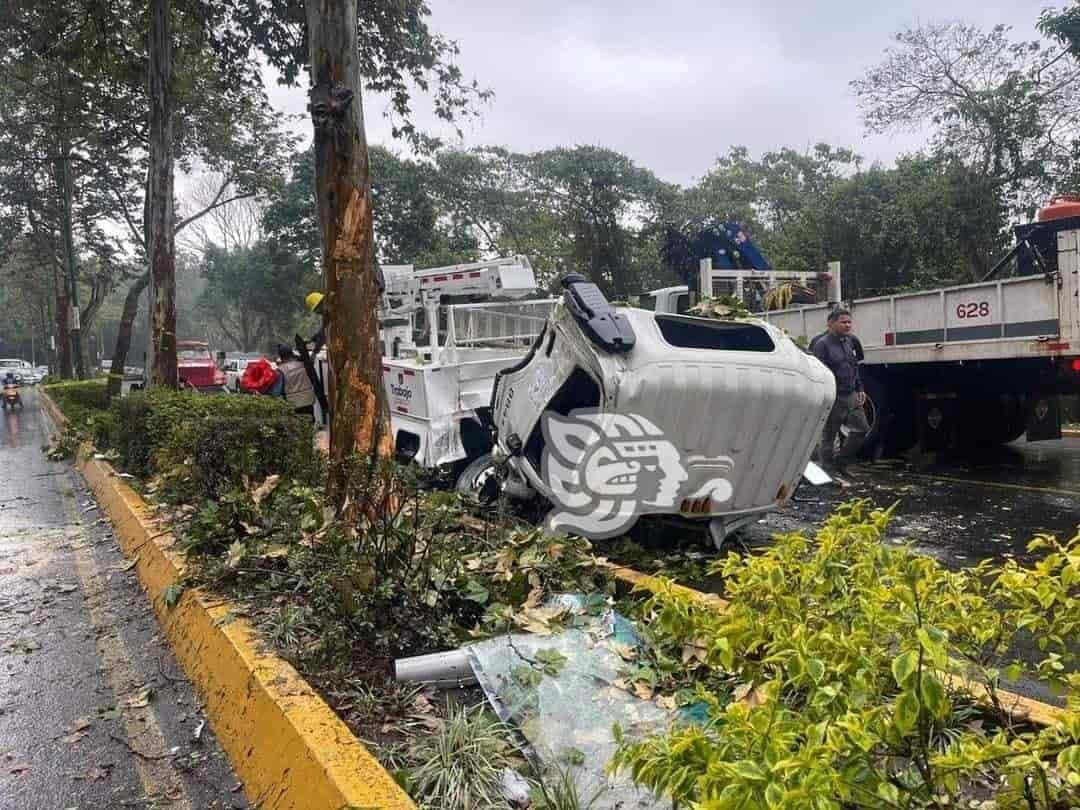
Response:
[177,340,226,392]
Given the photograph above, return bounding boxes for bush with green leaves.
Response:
[43,378,108,413]
[612,500,1080,808]
[109,390,320,500]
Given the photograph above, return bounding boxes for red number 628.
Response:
[956,302,990,319]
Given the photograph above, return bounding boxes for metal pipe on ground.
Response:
[394,649,478,687]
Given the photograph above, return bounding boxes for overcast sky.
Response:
[265,0,1053,186]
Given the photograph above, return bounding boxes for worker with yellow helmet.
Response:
[304,291,327,354]
[294,290,330,418]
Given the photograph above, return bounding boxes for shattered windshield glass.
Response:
[467,597,673,809]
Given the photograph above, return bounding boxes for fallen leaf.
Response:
[239,522,260,536]
[72,716,94,732]
[412,693,436,716]
[609,642,637,661]
[60,730,89,745]
[632,682,654,701]
[225,541,246,570]
[250,475,280,506]
[260,545,290,560]
[8,762,30,775]
[79,764,111,781]
[512,605,568,636]
[522,587,544,610]
[654,694,677,711]
[733,683,769,709]
[120,687,153,710]
[112,557,138,573]
[681,639,708,665]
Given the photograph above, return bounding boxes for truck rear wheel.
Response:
[860,373,915,458]
[958,394,1027,446]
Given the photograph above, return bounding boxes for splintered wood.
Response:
[331,187,368,263]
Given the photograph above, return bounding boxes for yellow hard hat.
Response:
[305,291,325,312]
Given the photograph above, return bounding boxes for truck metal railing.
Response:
[444,299,557,350]
[756,272,1060,354]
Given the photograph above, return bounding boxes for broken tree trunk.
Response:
[107,272,150,402]
[305,0,394,505]
[53,263,72,378]
[147,0,176,389]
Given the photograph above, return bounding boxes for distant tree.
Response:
[852,21,1080,217]
[1039,3,1080,59]
[262,145,479,272]
[196,241,315,352]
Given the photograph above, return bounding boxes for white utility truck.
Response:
[374,256,554,471]
[652,207,1080,455]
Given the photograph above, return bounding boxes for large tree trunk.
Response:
[54,264,73,378]
[306,0,393,504]
[147,0,176,389]
[107,272,150,402]
[57,154,85,380]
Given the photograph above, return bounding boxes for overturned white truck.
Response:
[484,274,834,546]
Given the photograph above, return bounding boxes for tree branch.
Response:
[174,192,255,236]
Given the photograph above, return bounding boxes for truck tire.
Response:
[860,373,915,458]
[958,394,1026,446]
[454,453,499,502]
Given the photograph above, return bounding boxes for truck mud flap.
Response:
[916,392,957,451]
[1026,394,1062,442]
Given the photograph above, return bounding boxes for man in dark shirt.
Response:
[811,308,869,474]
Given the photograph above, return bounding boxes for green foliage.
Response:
[404,704,517,810]
[195,0,492,148]
[109,390,319,501]
[688,296,753,320]
[529,762,603,810]
[197,240,317,353]
[262,145,479,274]
[44,379,108,421]
[612,500,1080,808]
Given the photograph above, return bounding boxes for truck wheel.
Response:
[454,453,499,502]
[958,394,1026,446]
[860,374,915,458]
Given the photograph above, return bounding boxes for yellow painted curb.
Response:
[41,391,414,810]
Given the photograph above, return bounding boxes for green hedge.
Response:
[45,383,320,502]
[43,379,108,416]
[111,390,320,501]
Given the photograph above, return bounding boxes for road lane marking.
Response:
[895,471,1080,499]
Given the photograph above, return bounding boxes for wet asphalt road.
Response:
[749,438,1080,568]
[0,389,247,810]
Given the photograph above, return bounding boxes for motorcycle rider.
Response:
[2,371,21,409]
